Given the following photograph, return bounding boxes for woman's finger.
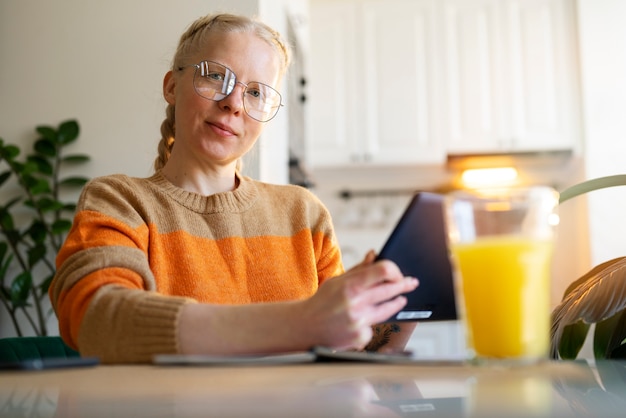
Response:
[360,295,410,326]
[346,259,405,292]
[352,277,419,307]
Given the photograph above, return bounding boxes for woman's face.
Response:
[163,30,281,171]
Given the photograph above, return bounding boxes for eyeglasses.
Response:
[178,60,283,122]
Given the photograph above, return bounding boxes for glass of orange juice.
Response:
[444,186,559,365]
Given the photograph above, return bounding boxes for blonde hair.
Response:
[154,13,292,172]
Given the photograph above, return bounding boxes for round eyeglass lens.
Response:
[192,61,283,122]
[194,61,236,101]
[243,82,282,122]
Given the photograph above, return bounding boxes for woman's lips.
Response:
[208,121,236,137]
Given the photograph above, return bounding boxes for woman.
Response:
[49,13,418,363]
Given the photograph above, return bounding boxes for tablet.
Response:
[376,192,457,322]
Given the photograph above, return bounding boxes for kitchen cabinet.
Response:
[307,0,444,167]
[307,0,581,168]
[442,0,581,153]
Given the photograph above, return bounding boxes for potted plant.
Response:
[551,174,626,359]
[0,119,90,336]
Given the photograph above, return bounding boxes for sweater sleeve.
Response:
[312,206,345,283]
[49,177,195,363]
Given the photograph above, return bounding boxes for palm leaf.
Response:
[561,258,622,298]
[554,173,626,359]
[551,257,626,359]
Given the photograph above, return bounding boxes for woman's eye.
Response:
[246,88,262,99]
[207,72,225,81]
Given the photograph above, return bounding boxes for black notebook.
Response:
[376,192,457,322]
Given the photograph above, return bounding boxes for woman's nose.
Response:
[218,82,245,115]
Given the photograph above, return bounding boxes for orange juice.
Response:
[451,237,553,359]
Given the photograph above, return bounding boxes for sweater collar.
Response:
[149,171,259,214]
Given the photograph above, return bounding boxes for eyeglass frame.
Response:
[177,60,284,122]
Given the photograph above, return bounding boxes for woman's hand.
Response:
[301,250,419,351]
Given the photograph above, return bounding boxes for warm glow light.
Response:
[461,167,518,188]
[548,213,560,227]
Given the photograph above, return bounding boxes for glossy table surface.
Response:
[1,359,625,417]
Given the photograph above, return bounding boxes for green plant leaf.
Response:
[0,242,8,263]
[1,118,88,336]
[594,311,624,359]
[26,155,53,175]
[610,343,626,359]
[0,144,20,160]
[36,125,57,142]
[59,176,89,187]
[27,243,46,268]
[24,177,51,195]
[20,160,39,176]
[62,154,90,163]
[605,309,626,359]
[51,219,72,234]
[0,244,10,282]
[4,230,21,246]
[33,197,64,212]
[0,170,12,187]
[62,203,77,212]
[10,160,25,174]
[558,321,590,359]
[34,138,57,157]
[26,220,47,243]
[10,271,32,307]
[0,286,11,305]
[0,207,15,230]
[57,120,79,145]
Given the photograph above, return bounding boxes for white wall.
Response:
[0,0,303,337]
[576,0,626,266]
[0,0,297,182]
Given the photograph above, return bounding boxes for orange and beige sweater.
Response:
[49,171,344,363]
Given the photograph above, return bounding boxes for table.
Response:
[1,359,625,417]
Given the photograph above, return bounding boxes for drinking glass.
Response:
[444,186,559,365]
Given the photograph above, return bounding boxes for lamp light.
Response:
[461,167,518,188]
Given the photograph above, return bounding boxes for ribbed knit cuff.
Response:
[125,293,193,362]
[78,289,195,364]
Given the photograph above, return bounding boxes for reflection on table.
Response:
[1,360,625,417]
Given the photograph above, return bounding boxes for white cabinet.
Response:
[307,0,444,168]
[308,1,360,167]
[442,0,581,153]
[307,0,581,168]
[360,0,444,165]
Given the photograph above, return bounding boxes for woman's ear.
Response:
[163,70,176,105]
